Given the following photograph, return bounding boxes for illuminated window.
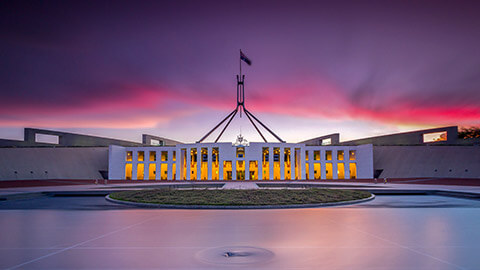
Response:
[190,148,197,180]
[294,148,301,180]
[305,150,309,161]
[181,149,187,180]
[273,148,280,180]
[149,151,156,161]
[138,151,144,161]
[126,151,132,161]
[161,151,168,161]
[337,150,344,161]
[125,163,132,180]
[284,148,291,180]
[148,164,156,180]
[325,163,333,179]
[212,148,219,164]
[423,131,447,143]
[201,148,208,180]
[249,161,258,180]
[173,151,176,161]
[349,150,356,160]
[212,148,219,180]
[236,160,245,180]
[273,147,280,162]
[337,163,345,179]
[137,163,144,180]
[314,163,321,180]
[349,163,357,179]
[325,151,332,161]
[236,147,245,158]
[201,148,208,162]
[313,151,320,161]
[172,163,176,179]
[161,164,168,180]
[262,148,270,180]
[305,163,309,179]
[223,161,232,180]
[263,147,269,162]
[191,148,197,163]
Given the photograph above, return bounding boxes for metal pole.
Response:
[215,109,238,143]
[239,49,242,78]
[244,107,267,142]
[245,109,286,143]
[197,109,237,143]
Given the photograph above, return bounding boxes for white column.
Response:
[144,159,149,180]
[345,162,350,179]
[176,149,181,180]
[269,147,274,180]
[321,150,326,179]
[219,156,224,180]
[291,149,295,180]
[258,158,263,180]
[186,147,191,180]
[344,148,350,179]
[333,149,338,179]
[167,151,173,180]
[232,159,237,180]
[132,151,138,180]
[333,162,338,179]
[208,147,212,180]
[198,149,202,180]
[196,149,201,180]
[245,160,250,180]
[156,157,161,180]
[280,147,285,180]
[301,147,306,180]
[309,151,315,180]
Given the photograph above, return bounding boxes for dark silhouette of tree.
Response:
[458,127,480,139]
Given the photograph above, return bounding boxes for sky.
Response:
[1,0,480,143]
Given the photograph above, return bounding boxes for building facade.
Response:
[108,142,373,180]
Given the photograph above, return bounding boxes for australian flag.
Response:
[240,50,252,65]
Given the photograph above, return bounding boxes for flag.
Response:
[240,50,252,65]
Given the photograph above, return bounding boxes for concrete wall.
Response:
[142,134,182,146]
[340,126,458,146]
[0,147,108,180]
[373,145,480,178]
[301,134,340,146]
[23,128,144,147]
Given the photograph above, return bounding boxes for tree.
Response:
[458,127,480,139]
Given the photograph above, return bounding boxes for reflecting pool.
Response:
[1,195,480,269]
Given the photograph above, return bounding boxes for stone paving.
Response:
[2,180,480,197]
[222,182,259,189]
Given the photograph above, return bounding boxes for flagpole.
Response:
[239,49,242,117]
[197,49,286,143]
[239,49,242,78]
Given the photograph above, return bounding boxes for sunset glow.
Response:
[1,1,479,143]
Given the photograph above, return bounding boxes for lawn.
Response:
[109,188,372,206]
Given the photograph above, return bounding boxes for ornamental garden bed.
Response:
[108,188,372,206]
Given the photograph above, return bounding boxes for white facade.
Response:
[108,142,373,180]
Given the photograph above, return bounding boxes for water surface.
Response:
[1,195,479,269]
